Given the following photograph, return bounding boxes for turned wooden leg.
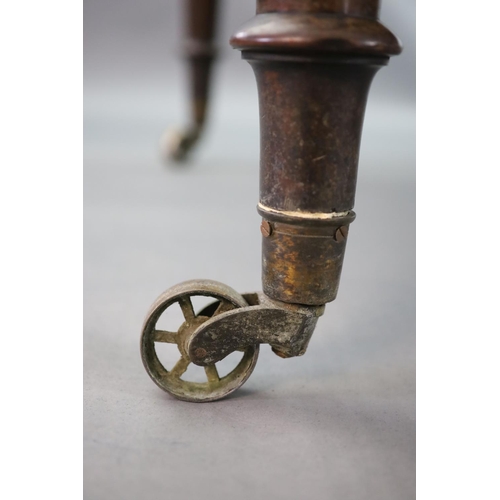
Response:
[164,0,218,162]
[231,0,402,305]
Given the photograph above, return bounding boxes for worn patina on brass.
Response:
[141,280,260,402]
[142,0,401,402]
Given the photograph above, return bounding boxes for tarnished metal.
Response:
[142,0,402,402]
[334,226,348,243]
[257,205,356,304]
[189,292,324,365]
[140,280,259,403]
[261,220,351,305]
[260,220,273,238]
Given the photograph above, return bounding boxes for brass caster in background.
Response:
[160,126,201,163]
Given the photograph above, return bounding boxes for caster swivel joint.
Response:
[142,0,401,402]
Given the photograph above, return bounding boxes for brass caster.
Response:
[145,1,402,403]
[160,127,201,163]
[141,280,259,402]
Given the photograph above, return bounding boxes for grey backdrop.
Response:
[84,1,415,499]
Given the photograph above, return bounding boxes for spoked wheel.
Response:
[141,280,259,402]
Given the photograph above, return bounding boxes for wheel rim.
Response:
[141,280,259,402]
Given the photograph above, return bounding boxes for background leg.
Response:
[163,0,219,162]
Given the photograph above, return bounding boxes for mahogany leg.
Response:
[163,0,218,162]
[231,0,402,306]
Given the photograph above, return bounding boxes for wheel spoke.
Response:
[170,357,190,377]
[179,296,195,321]
[153,330,177,343]
[204,364,220,385]
[214,299,234,316]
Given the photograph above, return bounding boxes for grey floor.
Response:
[84,77,415,499]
